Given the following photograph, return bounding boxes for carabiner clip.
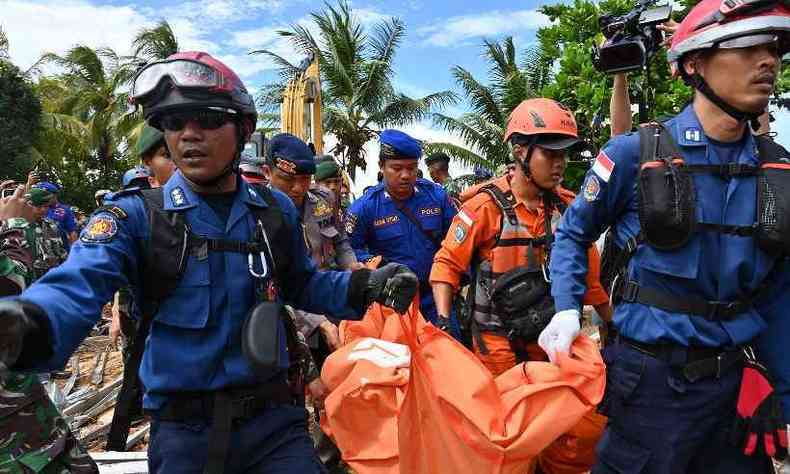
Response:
[248,250,268,279]
[541,263,551,283]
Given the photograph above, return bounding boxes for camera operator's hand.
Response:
[367,263,418,314]
[658,19,678,46]
[25,171,39,190]
[0,186,34,223]
[0,300,52,369]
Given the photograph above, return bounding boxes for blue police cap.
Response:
[379,129,422,161]
[265,133,316,175]
[35,181,60,193]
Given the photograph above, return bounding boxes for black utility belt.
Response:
[619,281,751,321]
[151,382,297,423]
[621,337,745,382]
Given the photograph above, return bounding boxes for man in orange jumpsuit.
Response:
[430,98,610,473]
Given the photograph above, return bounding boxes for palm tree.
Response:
[36,45,137,189]
[426,37,551,171]
[252,1,457,179]
[0,26,9,60]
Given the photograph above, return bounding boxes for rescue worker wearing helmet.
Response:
[0,51,419,474]
[121,165,152,190]
[542,0,790,471]
[136,124,176,188]
[430,98,611,473]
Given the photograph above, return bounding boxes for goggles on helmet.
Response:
[717,32,790,55]
[157,107,238,132]
[131,59,231,102]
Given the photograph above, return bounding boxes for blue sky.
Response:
[2,0,787,190]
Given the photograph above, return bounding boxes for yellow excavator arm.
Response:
[280,56,323,154]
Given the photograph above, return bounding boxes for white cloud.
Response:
[1,0,152,70]
[418,10,550,47]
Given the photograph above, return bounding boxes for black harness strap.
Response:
[619,280,752,321]
[685,163,759,178]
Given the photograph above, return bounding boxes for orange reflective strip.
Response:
[762,163,790,170]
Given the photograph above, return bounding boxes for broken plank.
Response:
[63,376,121,417]
[126,424,150,450]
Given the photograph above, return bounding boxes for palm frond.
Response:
[249,49,302,80]
[367,91,457,127]
[0,26,8,60]
[422,142,493,169]
[132,20,179,61]
[451,66,504,126]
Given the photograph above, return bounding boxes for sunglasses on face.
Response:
[158,108,238,132]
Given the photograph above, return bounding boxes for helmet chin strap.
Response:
[684,70,762,129]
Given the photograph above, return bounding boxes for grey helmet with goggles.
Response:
[669,0,790,125]
[129,51,258,182]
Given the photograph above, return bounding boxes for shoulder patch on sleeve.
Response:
[97,205,128,220]
[582,175,601,202]
[81,213,119,243]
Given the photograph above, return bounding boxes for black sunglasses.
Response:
[159,108,238,132]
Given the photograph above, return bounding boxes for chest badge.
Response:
[684,128,702,142]
[171,187,188,207]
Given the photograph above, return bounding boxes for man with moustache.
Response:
[541,0,790,471]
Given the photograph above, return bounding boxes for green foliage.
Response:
[0,60,42,180]
[426,37,547,172]
[253,0,456,179]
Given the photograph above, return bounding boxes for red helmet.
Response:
[504,98,581,150]
[130,51,257,138]
[669,0,790,66]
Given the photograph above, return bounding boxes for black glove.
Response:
[0,300,52,370]
[367,263,419,314]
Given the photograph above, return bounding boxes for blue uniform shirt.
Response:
[346,179,455,321]
[19,171,359,409]
[346,178,455,284]
[550,104,788,348]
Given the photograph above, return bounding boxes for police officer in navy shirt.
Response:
[0,51,418,474]
[346,129,459,335]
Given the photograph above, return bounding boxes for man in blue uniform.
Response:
[346,129,458,331]
[0,51,418,474]
[539,1,790,472]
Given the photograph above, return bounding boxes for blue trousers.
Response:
[148,404,325,474]
[593,341,775,474]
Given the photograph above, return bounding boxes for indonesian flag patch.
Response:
[591,150,614,183]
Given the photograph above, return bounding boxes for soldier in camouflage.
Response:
[23,188,68,281]
[0,186,98,473]
[425,152,463,207]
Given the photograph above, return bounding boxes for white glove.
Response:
[538,309,581,364]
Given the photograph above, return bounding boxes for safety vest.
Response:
[470,180,567,332]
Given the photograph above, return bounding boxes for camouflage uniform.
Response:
[293,187,357,342]
[0,218,98,474]
[25,218,67,281]
[442,177,464,208]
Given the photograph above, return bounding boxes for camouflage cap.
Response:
[25,187,55,206]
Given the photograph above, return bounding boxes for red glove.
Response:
[732,355,788,459]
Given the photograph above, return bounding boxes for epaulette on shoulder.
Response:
[104,187,142,202]
[95,204,129,220]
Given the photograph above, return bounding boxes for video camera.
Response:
[593,0,672,74]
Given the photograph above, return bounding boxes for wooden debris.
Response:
[91,344,111,385]
[63,376,122,417]
[63,354,80,398]
[125,424,150,450]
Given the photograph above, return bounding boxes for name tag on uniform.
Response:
[373,215,399,227]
